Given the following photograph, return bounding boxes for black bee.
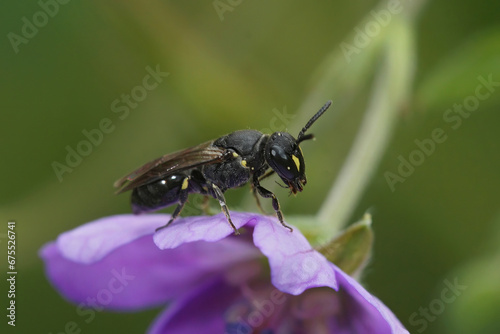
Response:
[114,101,331,234]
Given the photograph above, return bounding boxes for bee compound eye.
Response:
[269,145,295,180]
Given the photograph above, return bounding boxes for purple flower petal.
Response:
[147,278,240,334]
[41,212,408,333]
[252,215,338,295]
[154,211,259,249]
[334,265,409,334]
[57,214,166,264]
[40,215,260,310]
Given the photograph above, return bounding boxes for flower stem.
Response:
[316,17,416,238]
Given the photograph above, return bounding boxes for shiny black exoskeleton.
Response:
[114,101,332,234]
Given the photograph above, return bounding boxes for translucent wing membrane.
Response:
[114,141,226,194]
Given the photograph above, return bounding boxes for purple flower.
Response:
[40,212,408,333]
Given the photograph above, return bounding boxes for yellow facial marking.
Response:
[181,177,189,190]
[241,159,247,167]
[232,152,239,158]
[292,155,300,171]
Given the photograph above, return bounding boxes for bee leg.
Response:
[253,181,293,232]
[211,183,240,235]
[251,184,268,214]
[251,170,275,214]
[155,177,190,232]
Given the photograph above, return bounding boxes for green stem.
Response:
[316,17,416,237]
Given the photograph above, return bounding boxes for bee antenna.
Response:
[297,100,332,143]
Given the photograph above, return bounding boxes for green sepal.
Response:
[316,213,374,276]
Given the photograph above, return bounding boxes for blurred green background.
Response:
[1,0,500,333]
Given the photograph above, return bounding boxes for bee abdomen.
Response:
[131,174,187,214]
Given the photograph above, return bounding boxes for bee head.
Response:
[265,132,306,194]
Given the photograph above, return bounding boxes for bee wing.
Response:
[114,140,226,194]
